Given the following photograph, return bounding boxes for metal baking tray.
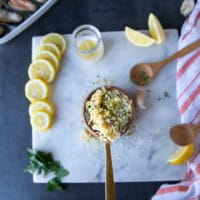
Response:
[0,0,57,44]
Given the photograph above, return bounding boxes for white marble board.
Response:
[32,29,185,183]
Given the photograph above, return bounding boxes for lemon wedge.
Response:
[25,79,49,102]
[34,50,59,70]
[29,100,54,116]
[28,59,56,83]
[148,13,165,44]
[30,110,53,131]
[125,26,155,47]
[40,33,67,55]
[38,43,61,59]
[167,144,194,165]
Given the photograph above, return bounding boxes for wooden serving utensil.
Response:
[82,86,135,200]
[170,124,200,146]
[130,39,200,86]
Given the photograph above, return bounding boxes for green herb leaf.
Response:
[25,148,69,192]
[47,177,63,192]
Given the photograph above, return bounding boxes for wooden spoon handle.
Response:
[105,141,116,200]
[163,39,200,65]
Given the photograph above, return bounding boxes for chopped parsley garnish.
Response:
[164,91,170,98]
[139,71,150,86]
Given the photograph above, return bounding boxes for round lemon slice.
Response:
[125,26,155,47]
[25,79,49,102]
[29,100,54,116]
[34,50,59,70]
[167,144,194,165]
[38,43,61,59]
[28,59,56,83]
[30,110,53,131]
[40,33,67,55]
[148,13,165,44]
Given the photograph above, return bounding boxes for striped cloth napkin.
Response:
[152,0,200,200]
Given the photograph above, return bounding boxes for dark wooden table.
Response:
[0,0,184,199]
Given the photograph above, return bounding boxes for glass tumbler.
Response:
[72,24,104,64]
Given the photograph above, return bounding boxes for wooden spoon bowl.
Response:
[82,85,135,137]
[170,124,200,146]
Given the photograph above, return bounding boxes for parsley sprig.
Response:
[25,148,69,192]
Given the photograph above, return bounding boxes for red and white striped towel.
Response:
[152,0,200,199]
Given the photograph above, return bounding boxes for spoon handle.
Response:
[162,39,200,65]
[105,141,116,200]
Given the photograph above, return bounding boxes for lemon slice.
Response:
[28,59,56,83]
[29,100,54,116]
[34,50,59,70]
[40,33,67,55]
[30,110,53,131]
[78,39,96,51]
[148,13,165,44]
[78,39,98,60]
[167,144,194,165]
[125,26,155,47]
[25,79,49,102]
[38,43,61,59]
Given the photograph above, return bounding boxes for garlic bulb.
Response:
[135,90,146,109]
[180,0,195,17]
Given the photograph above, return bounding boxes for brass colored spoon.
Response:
[170,124,200,146]
[130,39,200,86]
[82,86,135,200]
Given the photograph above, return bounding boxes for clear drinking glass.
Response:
[72,24,104,64]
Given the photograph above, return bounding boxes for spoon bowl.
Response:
[82,85,135,137]
[170,124,200,146]
[130,63,154,86]
[130,39,200,86]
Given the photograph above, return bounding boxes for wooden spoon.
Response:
[130,39,200,86]
[170,124,200,146]
[82,86,135,200]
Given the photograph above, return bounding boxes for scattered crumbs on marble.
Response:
[132,123,140,129]
[126,131,133,136]
[130,135,141,146]
[91,75,112,86]
[168,125,172,129]
[115,155,122,161]
[119,142,124,147]
[80,129,103,148]
[155,128,161,134]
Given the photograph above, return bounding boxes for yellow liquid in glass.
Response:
[78,39,98,61]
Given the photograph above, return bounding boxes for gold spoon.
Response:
[170,124,200,146]
[82,86,135,200]
[130,39,200,86]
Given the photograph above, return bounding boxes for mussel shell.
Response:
[0,24,6,36]
[0,8,23,24]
